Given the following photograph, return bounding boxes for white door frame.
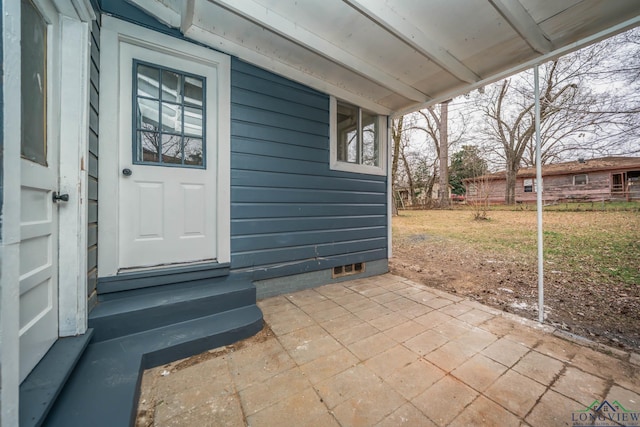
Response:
[98,16,231,277]
[0,0,93,421]
[57,13,94,336]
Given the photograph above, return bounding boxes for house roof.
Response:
[126,0,640,116]
[467,157,640,181]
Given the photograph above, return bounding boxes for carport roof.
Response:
[129,0,640,115]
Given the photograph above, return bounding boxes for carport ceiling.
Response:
[130,0,640,115]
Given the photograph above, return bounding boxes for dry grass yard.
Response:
[390,205,640,351]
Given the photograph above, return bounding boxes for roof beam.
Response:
[345,0,480,84]
[127,0,181,27]
[488,0,553,54]
[393,14,640,117]
[181,2,391,115]
[210,0,429,103]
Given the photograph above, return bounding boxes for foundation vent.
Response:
[332,262,365,278]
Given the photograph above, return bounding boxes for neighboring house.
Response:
[464,157,640,204]
[2,1,640,425]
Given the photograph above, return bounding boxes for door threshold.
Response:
[118,259,218,275]
[98,261,231,294]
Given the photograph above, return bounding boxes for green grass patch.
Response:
[394,209,640,286]
[451,200,640,212]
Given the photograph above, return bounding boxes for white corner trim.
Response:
[216,55,232,264]
[96,19,122,277]
[386,117,393,260]
[58,16,91,336]
[1,0,23,423]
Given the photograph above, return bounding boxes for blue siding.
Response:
[87,15,100,308]
[230,59,387,279]
[91,1,388,284]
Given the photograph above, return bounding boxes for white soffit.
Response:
[127,0,640,115]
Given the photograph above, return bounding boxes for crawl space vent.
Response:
[332,262,365,278]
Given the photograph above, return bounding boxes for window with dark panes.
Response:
[21,0,48,165]
[336,101,379,167]
[133,61,206,167]
[573,174,588,185]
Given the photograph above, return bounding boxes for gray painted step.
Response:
[97,262,231,294]
[44,305,263,427]
[89,278,256,342]
[20,331,94,427]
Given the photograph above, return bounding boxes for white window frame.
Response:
[468,183,478,196]
[330,96,387,176]
[573,174,588,185]
[523,178,542,193]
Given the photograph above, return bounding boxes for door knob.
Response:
[122,168,132,176]
[52,192,69,202]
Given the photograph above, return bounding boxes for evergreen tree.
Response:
[449,146,488,195]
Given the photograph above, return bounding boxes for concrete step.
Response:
[89,276,256,342]
[20,331,94,427]
[44,305,263,427]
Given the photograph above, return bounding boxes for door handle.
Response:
[122,168,132,176]
[52,192,69,203]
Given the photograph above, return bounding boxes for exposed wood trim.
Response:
[127,0,181,27]
[53,0,95,21]
[58,16,91,336]
[210,0,428,103]
[70,0,96,21]
[488,0,552,54]
[345,0,480,84]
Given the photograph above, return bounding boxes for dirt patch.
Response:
[135,323,273,426]
[391,223,640,352]
[170,322,274,372]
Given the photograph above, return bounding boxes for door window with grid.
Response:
[134,61,206,167]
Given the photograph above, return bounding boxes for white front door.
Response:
[117,42,218,271]
[19,0,60,382]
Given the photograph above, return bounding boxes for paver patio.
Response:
[137,274,640,426]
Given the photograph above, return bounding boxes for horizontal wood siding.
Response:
[87,15,100,308]
[539,172,610,201]
[467,171,620,204]
[230,59,387,279]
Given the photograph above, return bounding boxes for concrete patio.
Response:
[136,274,640,426]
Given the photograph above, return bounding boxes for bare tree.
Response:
[418,100,458,207]
[391,116,403,213]
[392,100,467,209]
[475,33,640,204]
[391,115,431,207]
[392,114,435,207]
